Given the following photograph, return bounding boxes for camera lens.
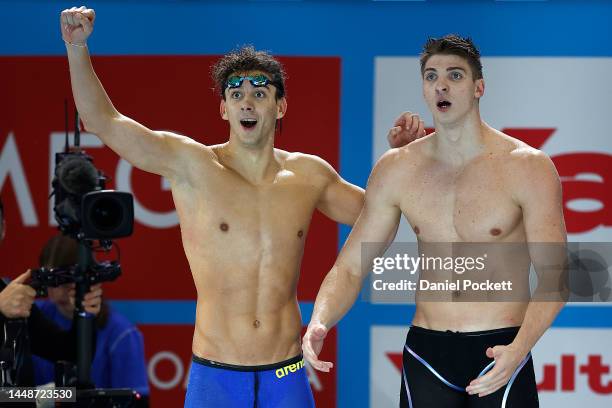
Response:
[89,197,123,231]
[81,190,134,239]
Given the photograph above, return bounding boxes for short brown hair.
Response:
[211,46,286,100]
[420,35,483,80]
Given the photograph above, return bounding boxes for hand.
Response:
[60,6,95,46]
[387,112,426,148]
[466,344,527,397]
[302,321,333,372]
[69,283,103,315]
[0,270,36,318]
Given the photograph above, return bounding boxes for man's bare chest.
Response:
[399,162,523,241]
[171,167,323,233]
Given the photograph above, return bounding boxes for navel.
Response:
[253,319,260,328]
[297,230,304,238]
[220,222,229,232]
[490,228,502,236]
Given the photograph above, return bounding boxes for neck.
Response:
[432,110,487,165]
[222,133,279,183]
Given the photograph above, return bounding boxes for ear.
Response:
[220,99,228,120]
[276,97,287,119]
[474,78,485,99]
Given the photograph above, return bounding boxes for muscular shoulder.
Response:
[371,137,426,181]
[160,132,219,181]
[484,129,552,172]
[280,150,340,183]
[499,133,557,179]
[162,131,213,156]
[496,132,561,198]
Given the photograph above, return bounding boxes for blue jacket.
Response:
[32,301,149,396]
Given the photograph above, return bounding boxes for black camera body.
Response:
[53,150,134,240]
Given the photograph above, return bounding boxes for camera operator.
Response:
[0,198,102,387]
[33,234,149,406]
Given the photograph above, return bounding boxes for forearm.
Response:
[66,44,119,135]
[311,264,363,329]
[512,301,565,356]
[513,238,567,354]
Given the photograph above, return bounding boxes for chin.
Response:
[436,115,456,125]
[239,134,264,146]
[435,110,467,126]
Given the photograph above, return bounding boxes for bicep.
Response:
[518,155,566,243]
[317,176,365,226]
[517,155,567,293]
[336,175,402,279]
[102,115,191,178]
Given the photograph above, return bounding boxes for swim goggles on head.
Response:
[226,74,271,89]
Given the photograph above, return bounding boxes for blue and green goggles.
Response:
[225,74,271,89]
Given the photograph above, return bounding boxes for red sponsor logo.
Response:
[537,354,612,394]
[387,352,403,373]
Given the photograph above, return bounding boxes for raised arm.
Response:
[304,151,403,370]
[467,150,567,397]
[61,7,192,179]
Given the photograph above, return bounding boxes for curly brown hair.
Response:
[211,46,286,100]
[420,34,483,80]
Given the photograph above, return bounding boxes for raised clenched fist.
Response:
[60,6,95,46]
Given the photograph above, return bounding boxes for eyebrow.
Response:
[424,67,467,72]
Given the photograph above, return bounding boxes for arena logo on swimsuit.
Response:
[275,359,306,379]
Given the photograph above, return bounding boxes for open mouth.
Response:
[240,119,258,129]
[437,100,451,110]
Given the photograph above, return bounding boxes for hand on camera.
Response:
[63,283,103,316]
[0,270,36,318]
